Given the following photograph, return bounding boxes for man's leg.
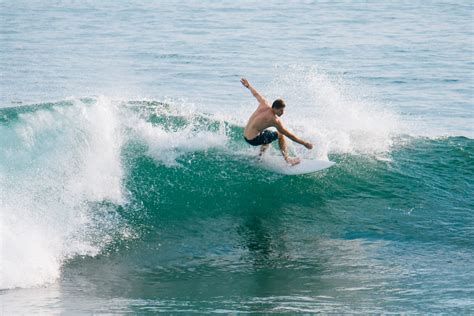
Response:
[278,132,300,165]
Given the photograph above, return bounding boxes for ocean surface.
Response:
[1,1,473,313]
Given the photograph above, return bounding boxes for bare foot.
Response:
[286,157,301,166]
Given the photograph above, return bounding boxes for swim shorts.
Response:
[244,130,279,146]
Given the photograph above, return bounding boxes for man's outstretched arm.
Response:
[274,118,313,149]
[240,78,269,106]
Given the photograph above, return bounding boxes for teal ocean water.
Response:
[1,1,473,313]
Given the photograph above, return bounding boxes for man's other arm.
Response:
[274,118,313,149]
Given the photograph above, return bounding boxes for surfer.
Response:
[241,78,313,165]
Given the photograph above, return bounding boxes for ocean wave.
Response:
[1,97,472,289]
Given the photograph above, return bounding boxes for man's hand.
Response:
[240,78,250,88]
[304,141,313,150]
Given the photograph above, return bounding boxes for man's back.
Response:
[244,106,276,140]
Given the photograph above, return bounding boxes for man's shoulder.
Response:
[255,106,272,117]
[258,100,271,109]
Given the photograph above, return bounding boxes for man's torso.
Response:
[244,106,276,140]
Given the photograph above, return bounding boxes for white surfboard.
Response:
[259,155,336,175]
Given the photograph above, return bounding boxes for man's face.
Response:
[275,108,285,117]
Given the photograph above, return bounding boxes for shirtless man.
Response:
[241,78,313,165]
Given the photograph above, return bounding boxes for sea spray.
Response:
[263,66,402,158]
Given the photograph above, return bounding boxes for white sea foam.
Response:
[0,97,126,289]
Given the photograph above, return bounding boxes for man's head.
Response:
[272,98,286,116]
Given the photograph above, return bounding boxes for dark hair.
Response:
[272,98,286,109]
